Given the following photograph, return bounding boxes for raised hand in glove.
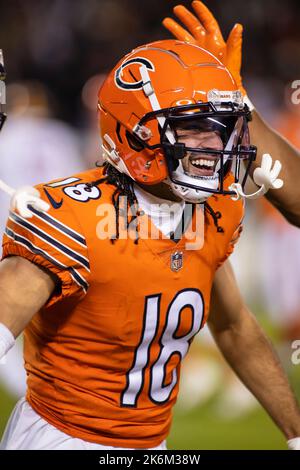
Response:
[163,1,245,95]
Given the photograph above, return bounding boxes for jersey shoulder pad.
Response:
[2,171,95,307]
[37,168,100,207]
[37,166,115,211]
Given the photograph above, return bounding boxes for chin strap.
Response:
[139,65,176,145]
[229,153,284,201]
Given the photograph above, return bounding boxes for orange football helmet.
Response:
[98,39,256,203]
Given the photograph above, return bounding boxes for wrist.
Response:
[287,437,300,450]
[284,423,300,442]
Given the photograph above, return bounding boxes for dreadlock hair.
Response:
[204,201,224,233]
[87,162,140,244]
[87,162,225,244]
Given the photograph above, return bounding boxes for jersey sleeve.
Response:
[2,184,90,308]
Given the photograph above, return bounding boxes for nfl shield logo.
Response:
[171,252,183,272]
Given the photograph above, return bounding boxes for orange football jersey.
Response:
[2,166,243,448]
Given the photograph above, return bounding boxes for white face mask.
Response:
[166,165,219,203]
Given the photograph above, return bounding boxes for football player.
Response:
[0,39,300,450]
[163,1,300,228]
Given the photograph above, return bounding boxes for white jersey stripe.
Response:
[46,177,80,188]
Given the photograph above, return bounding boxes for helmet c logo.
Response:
[175,99,194,106]
[115,57,155,91]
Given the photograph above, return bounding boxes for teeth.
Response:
[191,159,215,168]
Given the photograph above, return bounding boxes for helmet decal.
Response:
[115,57,155,91]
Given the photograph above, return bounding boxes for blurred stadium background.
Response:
[0,0,300,450]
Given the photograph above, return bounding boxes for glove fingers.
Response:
[270,160,282,179]
[192,1,224,41]
[226,23,245,92]
[226,23,243,67]
[227,23,243,55]
[272,179,284,190]
[25,195,50,213]
[31,198,50,212]
[261,153,273,172]
[10,187,50,218]
[173,5,206,40]
[162,17,197,44]
[14,199,33,219]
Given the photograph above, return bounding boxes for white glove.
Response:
[287,437,300,450]
[253,153,284,191]
[229,153,284,201]
[10,186,50,218]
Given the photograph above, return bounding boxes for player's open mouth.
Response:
[187,156,219,177]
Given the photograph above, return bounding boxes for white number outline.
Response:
[121,289,204,407]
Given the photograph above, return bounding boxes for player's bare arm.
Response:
[249,111,300,226]
[208,260,300,440]
[163,1,300,226]
[0,256,56,337]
